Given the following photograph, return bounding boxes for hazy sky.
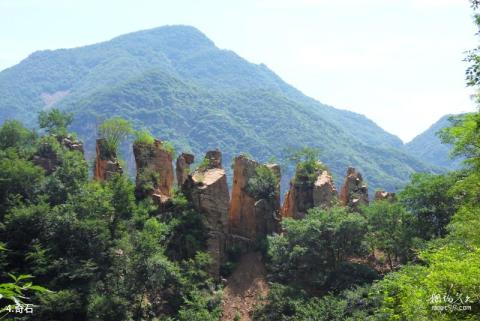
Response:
[0,0,477,142]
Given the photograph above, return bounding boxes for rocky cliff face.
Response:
[133,139,174,203]
[94,138,122,181]
[339,167,369,210]
[176,152,194,187]
[228,156,281,241]
[182,151,230,278]
[282,169,337,219]
[374,190,396,202]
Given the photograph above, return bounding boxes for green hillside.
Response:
[0,25,440,191]
[406,114,463,170]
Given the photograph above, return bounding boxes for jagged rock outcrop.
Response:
[204,149,223,169]
[94,138,123,181]
[176,152,194,187]
[32,135,84,174]
[228,156,281,242]
[282,168,337,219]
[313,170,338,209]
[339,167,369,210]
[133,139,174,203]
[183,151,230,278]
[374,190,397,202]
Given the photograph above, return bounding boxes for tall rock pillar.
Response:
[94,138,123,181]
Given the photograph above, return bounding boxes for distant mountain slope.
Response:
[406,114,463,170]
[0,25,440,192]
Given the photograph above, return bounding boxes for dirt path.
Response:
[220,252,269,321]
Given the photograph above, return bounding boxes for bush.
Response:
[98,117,133,156]
[267,206,368,292]
[245,165,279,200]
[134,129,155,145]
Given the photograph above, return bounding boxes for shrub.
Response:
[245,165,279,200]
[98,117,133,156]
[134,130,155,145]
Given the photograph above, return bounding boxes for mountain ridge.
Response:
[0,25,442,192]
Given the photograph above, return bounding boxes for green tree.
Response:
[285,147,325,182]
[267,206,373,292]
[399,172,462,239]
[245,165,279,200]
[363,200,417,269]
[38,108,73,136]
[98,117,133,156]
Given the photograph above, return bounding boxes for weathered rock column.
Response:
[339,167,369,210]
[94,138,122,181]
[176,152,194,187]
[313,171,338,209]
[183,150,230,278]
[228,156,281,242]
[133,139,174,204]
[282,168,337,219]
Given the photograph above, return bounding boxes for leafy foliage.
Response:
[98,117,133,156]
[134,129,155,145]
[267,206,374,293]
[245,165,279,200]
[38,108,73,136]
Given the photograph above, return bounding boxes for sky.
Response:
[0,0,477,142]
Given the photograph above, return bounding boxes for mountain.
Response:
[0,25,441,192]
[406,114,462,170]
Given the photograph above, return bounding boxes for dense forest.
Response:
[1,2,480,321]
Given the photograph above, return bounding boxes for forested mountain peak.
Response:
[0,25,441,192]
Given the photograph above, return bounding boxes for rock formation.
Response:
[339,167,369,210]
[32,135,84,174]
[204,149,222,169]
[94,138,123,181]
[282,168,337,219]
[313,170,338,209]
[228,156,281,242]
[182,151,230,278]
[374,190,397,202]
[133,139,174,204]
[176,152,194,187]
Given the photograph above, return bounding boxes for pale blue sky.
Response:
[0,0,477,142]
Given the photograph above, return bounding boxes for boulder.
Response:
[339,167,369,210]
[228,156,281,240]
[93,138,122,181]
[176,152,194,187]
[374,190,397,202]
[133,139,174,200]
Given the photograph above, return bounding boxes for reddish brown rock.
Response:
[374,190,397,202]
[339,167,369,210]
[133,139,174,200]
[176,152,194,187]
[93,138,122,181]
[183,151,230,278]
[228,156,281,241]
[282,168,337,219]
